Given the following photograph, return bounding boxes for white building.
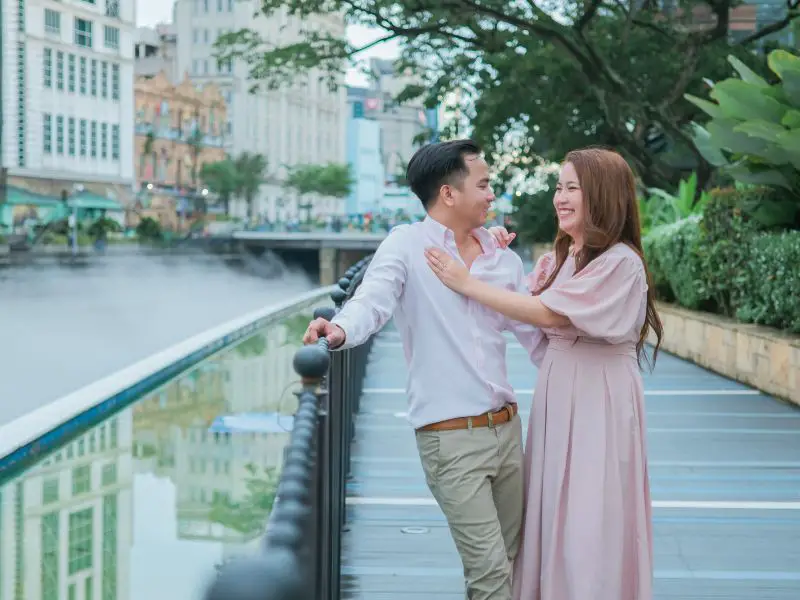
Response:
[172,1,348,221]
[1,0,136,188]
[134,24,178,81]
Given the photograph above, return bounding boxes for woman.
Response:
[424,147,663,600]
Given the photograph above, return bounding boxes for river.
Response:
[0,252,316,426]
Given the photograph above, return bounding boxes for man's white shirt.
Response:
[332,216,547,429]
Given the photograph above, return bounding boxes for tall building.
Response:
[1,0,137,205]
[171,2,348,221]
[134,24,178,81]
[345,87,385,216]
[364,58,433,184]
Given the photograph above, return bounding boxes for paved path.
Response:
[341,323,800,599]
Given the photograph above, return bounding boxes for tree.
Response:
[213,0,800,190]
[234,152,268,219]
[284,163,354,220]
[200,159,239,214]
[315,162,354,198]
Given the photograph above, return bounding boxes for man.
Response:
[303,139,546,600]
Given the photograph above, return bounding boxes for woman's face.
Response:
[553,162,584,240]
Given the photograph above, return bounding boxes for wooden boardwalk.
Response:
[341,322,800,599]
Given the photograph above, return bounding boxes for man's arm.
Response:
[503,253,549,367]
[328,226,409,349]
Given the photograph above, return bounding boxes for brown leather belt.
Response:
[418,403,518,432]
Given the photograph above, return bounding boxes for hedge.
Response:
[643,192,800,334]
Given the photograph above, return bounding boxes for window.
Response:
[44,8,60,34]
[68,508,93,574]
[217,0,222,10]
[43,113,53,154]
[79,57,87,94]
[17,43,25,167]
[193,29,199,44]
[111,125,120,160]
[67,53,75,92]
[42,476,58,503]
[90,59,97,96]
[101,462,116,486]
[101,61,108,98]
[105,0,119,17]
[57,51,65,91]
[74,18,92,48]
[43,48,52,88]
[67,117,75,154]
[79,119,87,156]
[102,495,117,599]
[72,464,90,493]
[104,26,119,50]
[90,121,97,157]
[42,512,60,600]
[101,123,108,158]
[111,64,119,100]
[56,116,64,154]
[18,0,25,31]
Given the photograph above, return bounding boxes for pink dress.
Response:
[513,243,653,600]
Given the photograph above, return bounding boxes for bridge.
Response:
[0,258,798,600]
[231,230,389,285]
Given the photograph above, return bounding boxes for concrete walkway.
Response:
[341,322,800,599]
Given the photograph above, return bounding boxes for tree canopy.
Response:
[215,0,800,189]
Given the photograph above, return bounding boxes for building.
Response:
[134,24,178,81]
[171,2,348,221]
[133,71,227,228]
[345,87,385,216]
[0,411,133,600]
[363,58,434,184]
[0,0,137,208]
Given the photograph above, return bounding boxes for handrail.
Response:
[0,286,337,484]
[204,254,375,600]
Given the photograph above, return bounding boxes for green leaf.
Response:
[727,55,768,87]
[733,119,786,143]
[710,79,788,123]
[726,165,792,189]
[780,70,800,109]
[689,122,729,167]
[768,49,800,80]
[707,119,773,155]
[684,93,726,120]
[781,109,800,128]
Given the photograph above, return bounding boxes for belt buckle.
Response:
[487,410,495,429]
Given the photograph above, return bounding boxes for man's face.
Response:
[446,155,495,228]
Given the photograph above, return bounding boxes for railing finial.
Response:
[292,343,330,382]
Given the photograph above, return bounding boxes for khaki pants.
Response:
[415,415,524,600]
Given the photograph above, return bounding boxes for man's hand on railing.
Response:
[303,317,346,348]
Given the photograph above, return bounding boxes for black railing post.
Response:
[202,254,375,600]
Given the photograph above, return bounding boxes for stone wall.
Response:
[649,303,800,407]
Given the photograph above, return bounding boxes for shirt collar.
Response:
[423,215,498,256]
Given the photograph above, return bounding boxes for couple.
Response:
[303,140,663,600]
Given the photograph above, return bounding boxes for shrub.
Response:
[643,215,710,309]
[736,231,800,333]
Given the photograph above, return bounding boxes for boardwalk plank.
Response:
[341,324,800,599]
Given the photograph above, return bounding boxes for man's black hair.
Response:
[405,139,482,210]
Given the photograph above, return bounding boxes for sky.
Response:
[135,0,400,86]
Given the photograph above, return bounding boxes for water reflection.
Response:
[0,307,319,599]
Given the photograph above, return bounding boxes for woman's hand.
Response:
[488,226,516,249]
[425,247,472,294]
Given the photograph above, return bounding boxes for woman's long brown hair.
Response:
[536,147,663,369]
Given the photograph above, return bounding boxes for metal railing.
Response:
[205,255,375,600]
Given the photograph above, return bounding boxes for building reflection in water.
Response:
[0,410,134,600]
[0,307,320,598]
